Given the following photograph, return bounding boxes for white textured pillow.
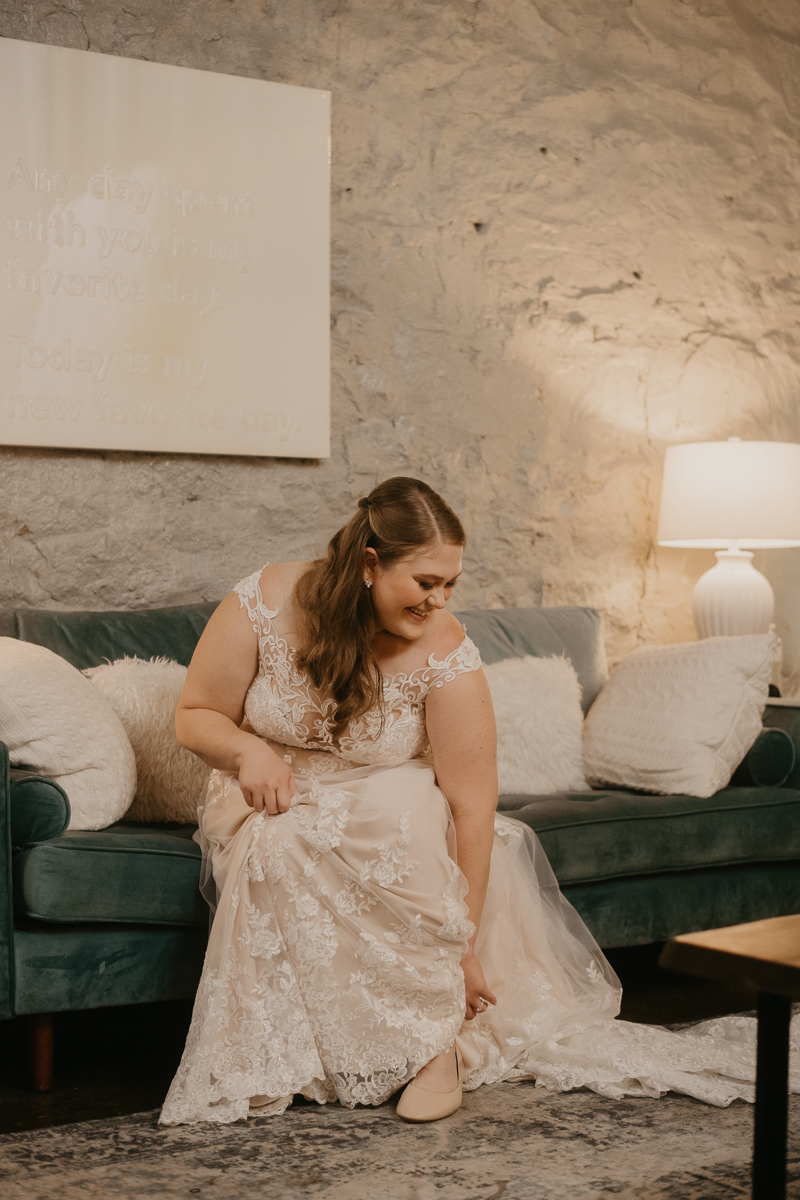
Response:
[484,655,589,795]
[583,634,776,799]
[0,638,136,830]
[85,657,210,823]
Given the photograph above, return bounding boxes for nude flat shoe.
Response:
[396,1048,462,1123]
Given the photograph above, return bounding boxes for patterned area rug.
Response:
[0,1084,798,1200]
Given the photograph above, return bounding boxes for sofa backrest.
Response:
[0,604,218,670]
[0,600,608,711]
[455,606,607,712]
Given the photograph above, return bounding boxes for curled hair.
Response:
[294,477,465,736]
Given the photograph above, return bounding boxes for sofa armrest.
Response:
[8,770,70,851]
[730,727,796,788]
[0,742,14,1019]
[763,705,800,790]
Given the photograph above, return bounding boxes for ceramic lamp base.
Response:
[692,550,774,639]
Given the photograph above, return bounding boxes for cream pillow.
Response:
[86,657,210,823]
[484,655,589,795]
[0,638,136,830]
[583,634,776,799]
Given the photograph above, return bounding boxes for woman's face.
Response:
[366,541,463,641]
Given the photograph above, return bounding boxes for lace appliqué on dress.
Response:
[233,565,482,769]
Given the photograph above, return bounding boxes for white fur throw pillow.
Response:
[0,638,136,830]
[85,657,210,823]
[583,633,776,799]
[484,655,589,795]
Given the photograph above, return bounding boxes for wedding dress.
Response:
[160,568,800,1126]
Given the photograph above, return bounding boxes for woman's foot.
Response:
[410,1046,459,1092]
[396,1045,462,1123]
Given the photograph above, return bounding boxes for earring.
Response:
[364,579,372,589]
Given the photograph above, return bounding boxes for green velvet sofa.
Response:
[3,600,800,1089]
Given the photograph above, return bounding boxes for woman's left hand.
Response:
[461,950,497,1021]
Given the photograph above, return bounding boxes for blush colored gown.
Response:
[160,569,799,1125]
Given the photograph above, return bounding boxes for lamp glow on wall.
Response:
[657,439,800,638]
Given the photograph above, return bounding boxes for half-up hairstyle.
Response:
[294,477,466,736]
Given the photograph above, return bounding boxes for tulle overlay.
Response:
[159,568,799,1125]
[160,752,799,1125]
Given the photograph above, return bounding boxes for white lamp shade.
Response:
[657,440,800,549]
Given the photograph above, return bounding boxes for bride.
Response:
[160,476,797,1126]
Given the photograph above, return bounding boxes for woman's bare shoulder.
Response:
[421,610,470,661]
[244,561,310,607]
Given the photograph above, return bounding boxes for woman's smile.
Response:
[366,542,464,641]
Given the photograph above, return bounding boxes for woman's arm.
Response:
[176,590,295,814]
[424,664,499,1019]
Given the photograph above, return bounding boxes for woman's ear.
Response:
[363,547,379,583]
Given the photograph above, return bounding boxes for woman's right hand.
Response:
[236,740,297,815]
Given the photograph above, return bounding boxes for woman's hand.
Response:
[461,950,497,1021]
[237,739,296,815]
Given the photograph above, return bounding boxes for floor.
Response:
[0,942,758,1136]
[4,1078,797,1200]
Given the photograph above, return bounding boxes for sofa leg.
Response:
[27,1012,55,1092]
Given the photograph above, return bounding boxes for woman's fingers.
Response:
[464,986,497,1020]
[242,770,295,815]
[237,743,297,816]
[461,954,497,1022]
[243,787,272,814]
[265,788,281,815]
[270,770,296,813]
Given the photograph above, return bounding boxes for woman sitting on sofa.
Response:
[160,476,768,1127]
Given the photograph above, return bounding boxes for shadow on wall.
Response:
[743,395,800,696]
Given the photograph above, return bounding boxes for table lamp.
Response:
[657,439,800,638]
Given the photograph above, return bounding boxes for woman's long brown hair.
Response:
[294,477,466,736]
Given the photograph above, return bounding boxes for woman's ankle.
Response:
[412,1045,458,1093]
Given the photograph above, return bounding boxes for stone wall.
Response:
[2,1,799,681]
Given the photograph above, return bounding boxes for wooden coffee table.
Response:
[660,914,800,1200]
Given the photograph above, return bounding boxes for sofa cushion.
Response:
[86,657,210,824]
[484,655,588,793]
[0,602,217,671]
[498,785,800,884]
[14,823,206,927]
[455,606,607,712]
[1,638,137,830]
[582,634,774,798]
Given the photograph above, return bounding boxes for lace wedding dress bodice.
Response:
[235,566,482,768]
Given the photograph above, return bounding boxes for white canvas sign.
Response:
[1,38,330,457]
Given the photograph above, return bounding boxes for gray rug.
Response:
[0,1084,798,1199]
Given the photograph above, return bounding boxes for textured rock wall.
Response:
[1,1,799,680]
